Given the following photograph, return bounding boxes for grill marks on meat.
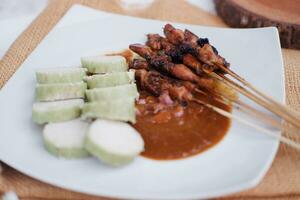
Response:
[130,23,231,112]
[146,34,162,51]
[135,69,193,103]
[163,24,184,45]
[184,29,199,46]
[130,59,149,70]
[145,71,163,97]
[182,54,204,75]
[146,29,225,77]
[147,34,183,63]
[129,44,153,60]
[129,44,212,88]
[149,54,172,73]
[182,53,217,75]
[145,24,230,72]
[163,24,230,71]
[197,44,225,68]
[170,64,205,84]
[135,69,162,96]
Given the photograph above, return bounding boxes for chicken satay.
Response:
[135,69,162,97]
[134,68,148,89]
[129,44,154,60]
[146,33,214,75]
[147,34,183,63]
[183,53,221,75]
[135,69,192,103]
[184,29,229,69]
[183,30,227,68]
[146,29,208,72]
[130,59,150,70]
[163,24,184,45]
[135,69,183,114]
[129,44,213,89]
[182,53,204,75]
[146,34,162,51]
[196,44,229,69]
[182,81,197,92]
[163,24,229,70]
[184,29,198,45]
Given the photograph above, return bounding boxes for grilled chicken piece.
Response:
[163,24,229,70]
[135,69,192,103]
[182,81,197,92]
[170,64,204,84]
[168,85,192,102]
[135,68,148,89]
[163,24,184,45]
[146,34,162,50]
[146,34,183,62]
[129,44,212,89]
[130,59,149,70]
[129,44,153,60]
[196,44,228,69]
[184,29,198,44]
[182,54,204,75]
[135,69,162,97]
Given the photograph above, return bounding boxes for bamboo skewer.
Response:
[192,98,300,150]
[195,88,300,140]
[130,29,300,148]
[217,65,300,123]
[234,100,280,129]
[220,73,300,127]
[162,23,300,138]
[195,88,282,131]
[236,100,300,139]
[209,72,300,129]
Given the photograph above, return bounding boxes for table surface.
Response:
[0,0,214,59]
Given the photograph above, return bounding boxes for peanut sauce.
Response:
[110,50,232,160]
[134,92,232,160]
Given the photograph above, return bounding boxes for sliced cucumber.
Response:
[86,71,135,89]
[35,82,87,101]
[81,55,128,74]
[32,99,84,124]
[85,119,144,166]
[86,84,138,102]
[43,119,90,158]
[36,67,87,84]
[81,98,136,123]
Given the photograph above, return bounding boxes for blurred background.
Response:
[0,0,299,58]
[0,0,215,20]
[0,0,214,58]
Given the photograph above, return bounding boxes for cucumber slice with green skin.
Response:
[81,55,128,74]
[86,84,138,102]
[43,119,90,158]
[32,99,84,124]
[86,71,135,89]
[85,119,144,166]
[36,67,87,84]
[35,82,87,101]
[81,98,136,123]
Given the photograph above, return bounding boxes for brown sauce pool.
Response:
[133,93,232,160]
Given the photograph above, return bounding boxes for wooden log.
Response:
[214,0,300,49]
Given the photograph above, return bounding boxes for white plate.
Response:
[0,14,284,199]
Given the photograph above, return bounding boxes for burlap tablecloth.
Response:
[0,0,299,199]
